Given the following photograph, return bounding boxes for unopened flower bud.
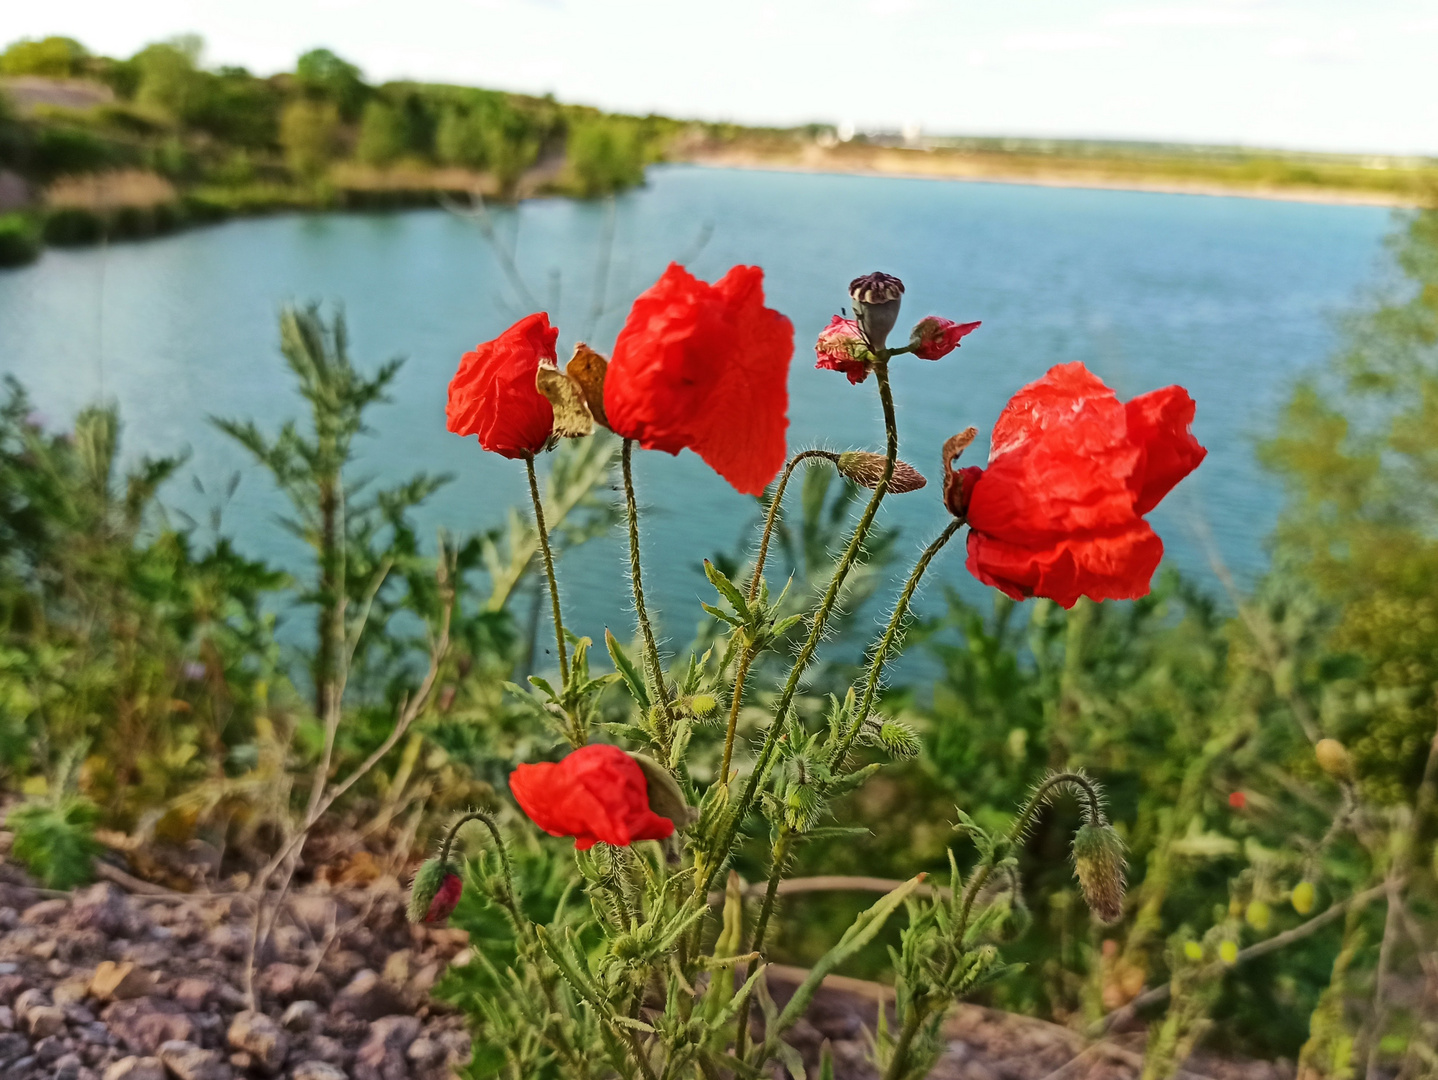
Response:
[1315,738,1353,781]
[1182,940,1204,962]
[909,316,981,361]
[1245,899,1271,932]
[835,451,927,493]
[408,858,463,924]
[1218,939,1239,966]
[1291,881,1315,915]
[848,272,905,350]
[687,693,717,717]
[1072,823,1127,924]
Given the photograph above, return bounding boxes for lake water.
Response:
[0,165,1394,662]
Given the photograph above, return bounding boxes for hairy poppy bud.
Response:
[848,272,905,350]
[1315,738,1353,781]
[408,858,463,924]
[687,693,717,717]
[835,451,927,493]
[1072,823,1127,923]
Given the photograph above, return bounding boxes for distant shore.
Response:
[676,142,1435,209]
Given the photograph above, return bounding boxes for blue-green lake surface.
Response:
[0,166,1394,660]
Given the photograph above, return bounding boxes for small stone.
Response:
[55,976,93,1006]
[331,969,405,1021]
[228,1051,252,1070]
[91,962,153,1003]
[14,987,49,1019]
[171,979,214,1012]
[35,1032,68,1061]
[0,1031,28,1066]
[73,884,128,937]
[406,1036,441,1065]
[354,1014,421,1080]
[0,1005,11,1030]
[156,1040,232,1080]
[31,938,58,960]
[279,1001,319,1033]
[53,1051,84,1079]
[0,963,15,976]
[103,998,196,1055]
[202,926,249,961]
[258,964,332,1006]
[291,1063,346,1080]
[104,1056,166,1080]
[226,1010,288,1073]
[307,1035,349,1065]
[26,1003,67,1037]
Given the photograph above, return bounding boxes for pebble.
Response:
[226,1009,289,1072]
[103,1056,166,1080]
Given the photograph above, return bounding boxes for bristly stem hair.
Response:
[526,453,570,688]
[621,439,676,745]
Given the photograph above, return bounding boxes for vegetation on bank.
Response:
[0,33,675,265]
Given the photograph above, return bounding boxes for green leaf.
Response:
[605,627,650,709]
[704,558,750,619]
[526,674,558,700]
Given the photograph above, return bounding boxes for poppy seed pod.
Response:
[407,858,463,924]
[835,451,927,493]
[848,272,905,350]
[1072,823,1127,924]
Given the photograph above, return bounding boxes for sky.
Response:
[7,0,1438,156]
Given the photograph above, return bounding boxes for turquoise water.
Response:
[0,166,1393,655]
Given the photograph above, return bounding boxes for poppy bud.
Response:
[848,272,905,350]
[1228,791,1247,810]
[1072,823,1127,924]
[687,693,717,717]
[630,752,698,831]
[1291,881,1315,915]
[1315,738,1353,781]
[835,451,927,493]
[909,316,981,361]
[408,858,463,924]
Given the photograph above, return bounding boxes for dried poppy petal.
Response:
[447,313,557,458]
[510,744,676,850]
[605,264,793,496]
[960,362,1206,608]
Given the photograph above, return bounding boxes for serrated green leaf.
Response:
[704,559,751,619]
[605,627,649,709]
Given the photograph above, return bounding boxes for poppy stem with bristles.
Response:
[621,439,676,746]
[526,454,570,691]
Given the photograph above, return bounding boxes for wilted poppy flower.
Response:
[510,743,676,850]
[958,362,1206,609]
[910,316,982,361]
[447,313,558,458]
[814,315,875,384]
[605,263,793,496]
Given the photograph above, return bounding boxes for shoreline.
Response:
[675,149,1430,209]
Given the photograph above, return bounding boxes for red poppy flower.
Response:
[961,362,1206,609]
[605,263,793,496]
[910,316,982,361]
[1228,791,1247,810]
[447,312,557,459]
[815,315,876,384]
[510,744,675,850]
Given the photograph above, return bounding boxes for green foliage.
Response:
[7,795,101,888]
[0,213,40,267]
[294,48,366,120]
[279,99,339,180]
[356,99,409,166]
[0,36,88,78]
[564,117,646,198]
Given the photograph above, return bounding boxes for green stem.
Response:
[720,449,838,787]
[526,454,570,690]
[830,518,963,771]
[622,439,675,738]
[736,826,791,1062]
[705,362,900,891]
[439,809,518,912]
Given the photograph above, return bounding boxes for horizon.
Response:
[5,0,1437,158]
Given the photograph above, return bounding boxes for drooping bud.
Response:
[835,451,927,493]
[1072,823,1127,924]
[848,272,905,350]
[630,753,698,830]
[909,316,981,361]
[408,858,463,924]
[1291,880,1315,915]
[941,427,981,518]
[1315,738,1353,781]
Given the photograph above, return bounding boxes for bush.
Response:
[42,205,104,245]
[6,797,101,889]
[0,36,88,78]
[0,213,40,267]
[279,99,340,180]
[565,117,646,197]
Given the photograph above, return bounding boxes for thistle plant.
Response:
[420,262,1204,1078]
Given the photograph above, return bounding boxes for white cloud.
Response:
[1103,5,1270,27]
[1003,30,1122,53]
[1267,35,1363,62]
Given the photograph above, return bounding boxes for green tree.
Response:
[435,105,486,167]
[0,36,88,78]
[279,99,340,181]
[294,47,366,120]
[356,99,408,166]
[132,38,204,122]
[565,117,646,197]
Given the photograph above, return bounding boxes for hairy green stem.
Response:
[719,449,838,786]
[735,826,791,1062]
[622,439,675,738]
[830,517,963,771]
[526,454,570,689]
[704,362,899,892]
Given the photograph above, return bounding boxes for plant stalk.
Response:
[525,453,569,688]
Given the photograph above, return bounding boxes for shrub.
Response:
[0,213,40,267]
[7,796,101,889]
